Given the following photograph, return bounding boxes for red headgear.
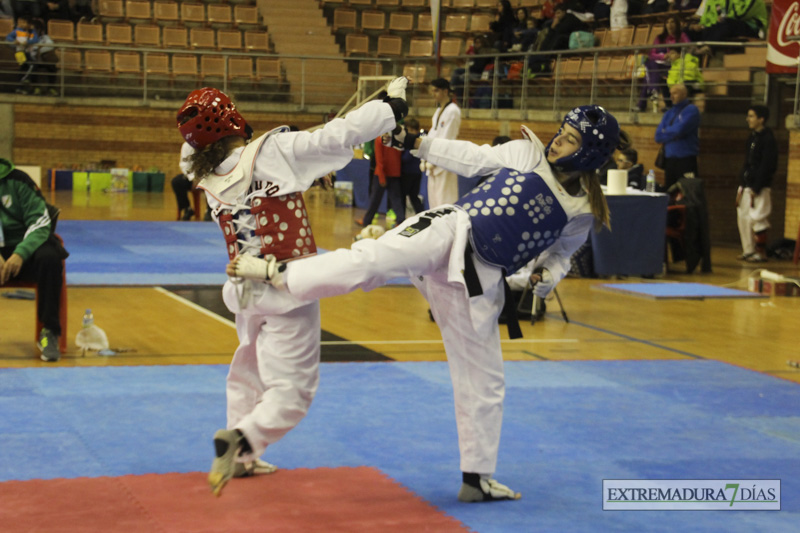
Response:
[177,88,250,149]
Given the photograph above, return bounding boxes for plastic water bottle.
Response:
[75,308,109,353]
[646,169,656,193]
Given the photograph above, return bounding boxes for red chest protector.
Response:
[217,190,317,262]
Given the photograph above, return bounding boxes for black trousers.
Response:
[663,156,698,191]
[401,172,424,214]
[2,239,64,337]
[362,177,404,227]
[171,174,192,212]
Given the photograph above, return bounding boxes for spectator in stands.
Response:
[0,1,14,18]
[5,14,38,94]
[40,0,70,23]
[69,0,95,23]
[450,35,495,98]
[0,159,68,362]
[490,0,517,53]
[637,15,690,112]
[12,0,40,19]
[511,7,539,51]
[665,48,705,106]
[29,18,57,96]
[400,117,424,215]
[529,4,588,73]
[736,104,777,263]
[687,0,768,47]
[655,82,700,190]
[643,0,671,15]
[423,78,461,207]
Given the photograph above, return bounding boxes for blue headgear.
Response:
[545,106,620,172]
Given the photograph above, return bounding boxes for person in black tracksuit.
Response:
[736,104,778,262]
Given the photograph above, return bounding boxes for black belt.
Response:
[463,243,522,340]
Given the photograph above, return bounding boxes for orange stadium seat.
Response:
[114,51,141,74]
[377,34,402,56]
[333,9,357,31]
[153,1,179,25]
[256,58,282,80]
[134,24,160,47]
[163,26,188,48]
[408,37,433,57]
[181,3,206,27]
[97,0,124,22]
[76,21,104,44]
[389,12,414,32]
[228,57,254,81]
[244,31,270,52]
[85,50,112,73]
[106,23,132,45]
[190,28,216,49]
[48,20,74,42]
[143,53,170,76]
[359,61,383,76]
[125,0,152,23]
[346,33,370,56]
[172,55,199,79]
[440,37,463,57]
[233,5,260,29]
[201,55,226,81]
[217,29,243,51]
[362,11,386,32]
[208,4,233,28]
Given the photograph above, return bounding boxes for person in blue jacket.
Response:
[655,83,700,191]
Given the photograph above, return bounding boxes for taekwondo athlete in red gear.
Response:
[230,106,620,502]
[177,78,410,496]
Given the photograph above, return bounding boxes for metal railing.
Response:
[0,40,776,119]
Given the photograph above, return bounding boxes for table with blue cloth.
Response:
[591,191,669,277]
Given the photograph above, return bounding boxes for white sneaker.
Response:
[458,475,521,503]
[233,254,285,288]
[234,458,278,478]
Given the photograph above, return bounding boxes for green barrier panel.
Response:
[90,172,112,191]
[132,172,149,192]
[72,172,89,191]
[148,172,165,192]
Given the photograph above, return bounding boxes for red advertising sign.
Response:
[768,0,800,73]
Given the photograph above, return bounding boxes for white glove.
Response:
[385,76,408,100]
[532,268,554,298]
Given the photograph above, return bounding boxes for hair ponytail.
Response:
[581,171,610,231]
[185,136,242,179]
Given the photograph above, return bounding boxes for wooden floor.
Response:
[2,188,799,385]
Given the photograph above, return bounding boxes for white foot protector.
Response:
[233,254,285,288]
[458,477,521,503]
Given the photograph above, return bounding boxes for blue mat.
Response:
[596,282,765,300]
[57,220,412,286]
[0,360,797,532]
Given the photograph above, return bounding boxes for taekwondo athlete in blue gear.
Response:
[232,105,621,503]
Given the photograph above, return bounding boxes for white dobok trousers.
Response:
[426,168,460,209]
[221,280,321,462]
[285,207,507,475]
[736,187,771,255]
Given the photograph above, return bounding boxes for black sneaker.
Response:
[181,207,195,221]
[38,328,61,362]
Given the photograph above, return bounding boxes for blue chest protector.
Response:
[456,168,568,275]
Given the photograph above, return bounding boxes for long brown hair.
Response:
[581,171,610,231]
[183,136,243,179]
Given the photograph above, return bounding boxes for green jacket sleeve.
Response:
[11,179,52,261]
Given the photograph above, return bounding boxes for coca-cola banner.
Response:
[767,0,800,73]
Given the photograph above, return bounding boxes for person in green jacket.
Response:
[688,0,768,43]
[666,49,705,96]
[0,159,65,362]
